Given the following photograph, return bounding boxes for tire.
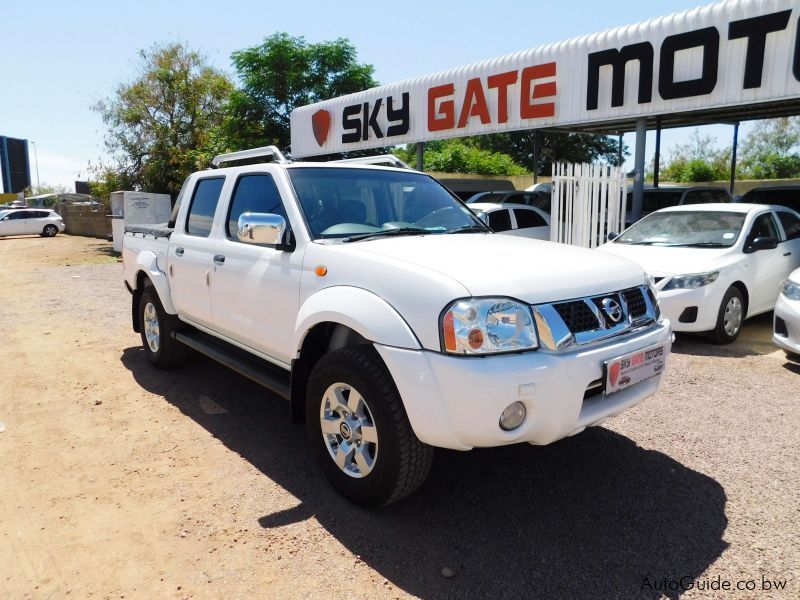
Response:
[42,224,58,237]
[708,286,745,344]
[306,346,433,507]
[138,284,192,368]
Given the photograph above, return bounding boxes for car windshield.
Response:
[287,167,487,240]
[0,210,9,219]
[615,211,746,247]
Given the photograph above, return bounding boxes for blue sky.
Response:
[1,0,743,190]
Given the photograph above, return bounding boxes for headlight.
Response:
[441,298,538,355]
[782,278,800,301]
[662,271,719,291]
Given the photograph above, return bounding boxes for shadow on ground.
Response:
[672,312,776,358]
[121,347,728,599]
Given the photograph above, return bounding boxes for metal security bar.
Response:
[551,162,627,248]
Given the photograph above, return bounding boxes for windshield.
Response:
[287,167,487,240]
[0,210,9,219]
[615,211,746,247]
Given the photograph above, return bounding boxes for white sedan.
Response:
[469,202,550,241]
[774,267,800,356]
[0,208,65,237]
[598,203,800,343]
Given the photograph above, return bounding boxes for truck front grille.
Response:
[553,301,600,333]
[622,287,647,318]
[532,285,658,352]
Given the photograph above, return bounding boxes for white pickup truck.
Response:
[123,146,672,506]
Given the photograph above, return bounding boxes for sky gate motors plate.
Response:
[604,344,666,395]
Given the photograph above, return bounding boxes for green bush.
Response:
[394,140,527,176]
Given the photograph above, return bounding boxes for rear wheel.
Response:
[41,224,58,237]
[306,347,433,507]
[138,285,191,368]
[708,287,744,344]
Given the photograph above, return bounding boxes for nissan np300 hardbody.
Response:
[123,147,672,507]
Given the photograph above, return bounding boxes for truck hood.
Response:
[343,233,646,303]
[597,242,735,277]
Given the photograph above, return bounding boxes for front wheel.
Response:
[306,347,433,507]
[708,286,744,344]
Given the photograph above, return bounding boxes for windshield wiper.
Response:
[666,242,729,248]
[447,225,490,234]
[342,227,431,243]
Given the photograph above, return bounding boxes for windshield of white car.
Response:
[616,211,746,247]
[287,167,489,240]
[0,210,9,219]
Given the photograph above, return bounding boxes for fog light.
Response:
[499,401,526,431]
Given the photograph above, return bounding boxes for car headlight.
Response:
[441,298,538,355]
[662,271,719,291]
[782,278,800,301]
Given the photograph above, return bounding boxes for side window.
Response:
[710,190,730,203]
[513,209,547,228]
[488,209,512,232]
[186,177,225,237]
[9,211,27,220]
[777,211,800,241]
[227,174,287,240]
[34,211,50,218]
[748,213,779,242]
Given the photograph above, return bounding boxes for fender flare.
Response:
[133,250,177,315]
[294,286,421,355]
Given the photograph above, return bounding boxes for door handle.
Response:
[175,247,184,257]
[213,254,225,265]
[783,252,792,257]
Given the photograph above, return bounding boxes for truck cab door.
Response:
[207,173,302,366]
[167,177,226,329]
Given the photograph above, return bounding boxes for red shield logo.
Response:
[609,362,621,387]
[312,109,331,146]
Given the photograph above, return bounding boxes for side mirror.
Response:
[607,231,619,242]
[749,236,778,252]
[237,212,287,246]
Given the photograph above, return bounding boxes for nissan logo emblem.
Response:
[602,297,623,323]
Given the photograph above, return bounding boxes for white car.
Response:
[0,208,65,238]
[774,267,800,356]
[469,202,550,240]
[598,203,800,343]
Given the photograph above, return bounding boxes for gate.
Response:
[550,163,627,248]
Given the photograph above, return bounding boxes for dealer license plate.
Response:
[603,343,666,395]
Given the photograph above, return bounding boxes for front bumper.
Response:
[657,285,721,332]
[773,294,800,354]
[375,320,672,450]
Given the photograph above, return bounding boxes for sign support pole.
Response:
[631,117,647,223]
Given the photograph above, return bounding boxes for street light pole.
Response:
[31,141,41,194]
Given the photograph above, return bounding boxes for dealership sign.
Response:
[290,0,800,157]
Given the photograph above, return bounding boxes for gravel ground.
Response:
[1,234,798,599]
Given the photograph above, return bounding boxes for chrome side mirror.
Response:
[237,212,286,245]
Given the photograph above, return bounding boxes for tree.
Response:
[94,43,233,198]
[739,117,800,179]
[222,33,377,153]
[660,130,730,182]
[474,131,625,174]
[394,139,527,176]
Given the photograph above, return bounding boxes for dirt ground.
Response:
[1,234,798,599]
